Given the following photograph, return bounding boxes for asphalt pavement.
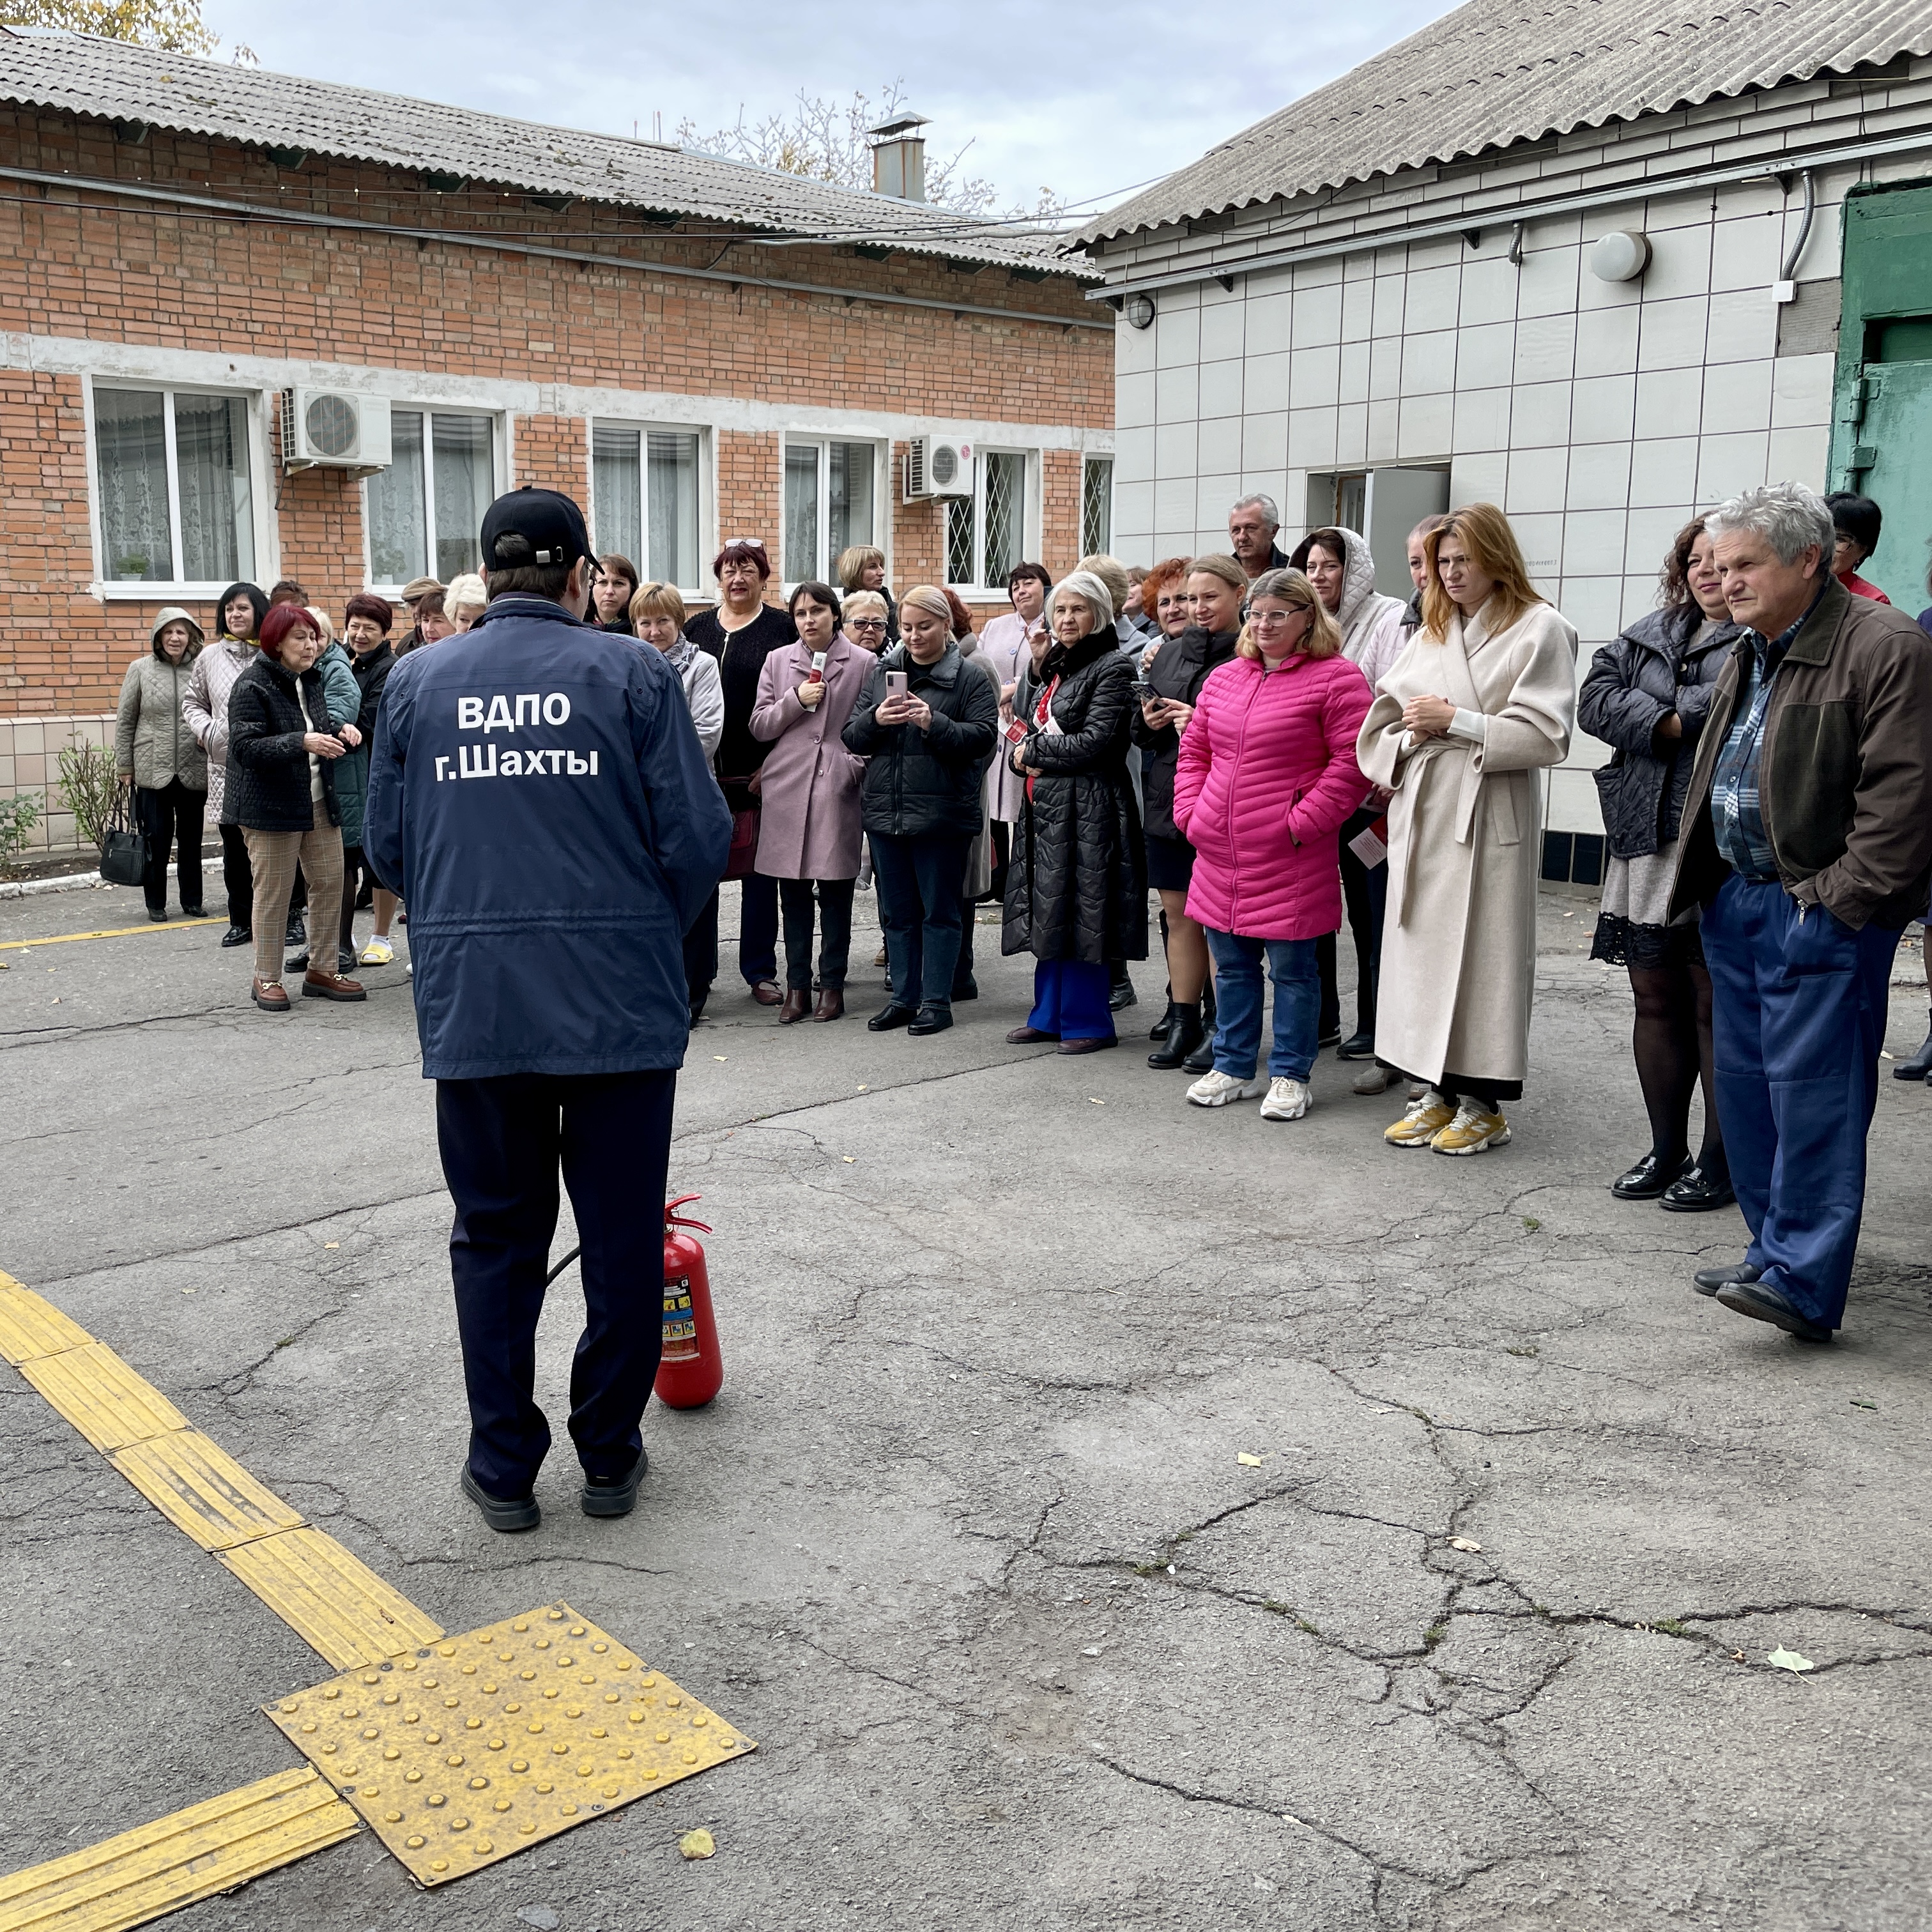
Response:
[2,875,1928,1931]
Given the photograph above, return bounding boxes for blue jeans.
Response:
[1028,958,1114,1040]
[1205,929,1321,1080]
[870,831,970,1009]
[1702,873,1899,1331]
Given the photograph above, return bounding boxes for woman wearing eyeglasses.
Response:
[683,537,798,1006]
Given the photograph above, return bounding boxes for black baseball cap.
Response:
[480,486,592,571]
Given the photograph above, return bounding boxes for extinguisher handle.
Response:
[664,1192,713,1236]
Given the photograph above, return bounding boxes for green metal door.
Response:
[1831,183,1932,611]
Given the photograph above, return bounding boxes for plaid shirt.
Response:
[1710,594,1822,881]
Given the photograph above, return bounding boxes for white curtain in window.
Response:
[593,425,643,563]
[432,415,493,581]
[94,388,172,582]
[647,431,698,588]
[828,443,874,561]
[367,410,425,585]
[174,392,253,584]
[783,444,819,583]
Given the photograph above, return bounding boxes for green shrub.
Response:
[57,740,121,850]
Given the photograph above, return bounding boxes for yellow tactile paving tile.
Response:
[17,1345,188,1453]
[267,1602,756,1887]
[110,1432,306,1553]
[0,1275,94,1365]
[0,1766,359,1932]
[218,1528,445,1668]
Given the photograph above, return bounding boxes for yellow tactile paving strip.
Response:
[220,1529,445,1669]
[110,1432,306,1553]
[0,1278,93,1362]
[268,1602,756,1886]
[0,1767,360,1932]
[17,1345,190,1453]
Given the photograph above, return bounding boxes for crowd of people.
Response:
[114,478,1932,1346]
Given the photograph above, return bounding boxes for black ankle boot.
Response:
[1149,1003,1204,1069]
[1894,1015,1932,1079]
[1150,999,1178,1043]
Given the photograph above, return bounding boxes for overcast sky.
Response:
[210,0,1448,218]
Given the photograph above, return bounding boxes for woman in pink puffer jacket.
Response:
[1173,567,1373,1120]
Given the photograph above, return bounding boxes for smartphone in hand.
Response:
[885,670,909,703]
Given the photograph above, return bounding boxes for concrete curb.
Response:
[0,869,103,900]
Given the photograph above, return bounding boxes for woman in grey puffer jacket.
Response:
[1577,517,1740,1214]
[114,606,208,920]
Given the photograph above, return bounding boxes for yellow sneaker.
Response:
[1384,1090,1454,1146]
[1431,1101,1512,1155]
[358,935,395,965]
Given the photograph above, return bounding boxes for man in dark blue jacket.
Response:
[366,487,730,1532]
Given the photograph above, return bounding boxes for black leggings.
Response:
[779,877,855,990]
[1629,960,1724,1172]
[1439,1075,1521,1112]
[339,846,387,954]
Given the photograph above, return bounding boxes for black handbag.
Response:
[99,786,146,888]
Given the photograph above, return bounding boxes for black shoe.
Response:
[1150,1000,1179,1043]
[1182,1034,1216,1077]
[1611,1148,1692,1200]
[1715,1276,1833,1344]
[220,925,252,948]
[1109,979,1139,1013]
[1317,1025,1342,1049]
[908,1002,953,1036]
[286,916,305,947]
[284,950,310,974]
[868,1002,916,1031]
[581,1450,647,1518]
[181,905,206,918]
[1693,1261,1761,1298]
[951,979,979,1002]
[337,946,356,976]
[461,1466,539,1533]
[1149,1007,1205,1070]
[146,907,168,923]
[1660,1165,1736,1213]
[1336,1031,1376,1061]
[1893,1026,1932,1079]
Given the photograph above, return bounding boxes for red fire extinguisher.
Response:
[654,1194,722,1409]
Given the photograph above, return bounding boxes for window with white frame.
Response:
[946,448,1030,590]
[1081,456,1114,559]
[364,408,498,587]
[93,383,257,587]
[783,438,878,584]
[592,424,703,590]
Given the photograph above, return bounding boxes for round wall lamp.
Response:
[1590,229,1651,282]
[1123,292,1156,330]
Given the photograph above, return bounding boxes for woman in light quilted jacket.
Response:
[1173,568,1373,1121]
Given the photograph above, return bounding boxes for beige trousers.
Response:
[244,824,344,985]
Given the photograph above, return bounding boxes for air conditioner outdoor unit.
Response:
[905,434,974,501]
[280,388,393,473]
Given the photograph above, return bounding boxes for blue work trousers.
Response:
[436,1068,677,1498]
[1028,957,1115,1040]
[1206,929,1321,1080]
[1702,873,1899,1331]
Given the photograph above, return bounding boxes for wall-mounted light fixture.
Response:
[1123,293,1156,330]
[1590,229,1652,282]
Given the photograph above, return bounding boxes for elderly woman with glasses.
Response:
[1002,570,1147,1054]
[682,538,798,1005]
[841,592,892,655]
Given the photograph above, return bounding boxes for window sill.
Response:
[91,580,242,602]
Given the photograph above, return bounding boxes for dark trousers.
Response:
[739,871,779,985]
[986,820,1011,905]
[685,886,719,1012]
[1703,873,1899,1331]
[779,877,855,990]
[218,819,252,930]
[136,779,204,913]
[436,1068,678,1498]
[870,831,970,1009]
[339,845,385,954]
[1337,805,1387,1038]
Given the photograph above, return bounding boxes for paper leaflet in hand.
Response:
[1347,815,1390,868]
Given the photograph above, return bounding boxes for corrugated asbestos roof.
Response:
[0,31,1073,272]
[1084,0,1932,245]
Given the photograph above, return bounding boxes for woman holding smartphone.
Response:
[843,586,1000,1036]
[1131,552,1245,1070]
[1002,570,1147,1054]
[749,581,869,1023]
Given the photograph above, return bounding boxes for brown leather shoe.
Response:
[750,979,783,1006]
[252,977,291,1013]
[302,968,367,1002]
[813,987,845,1022]
[779,987,811,1023]
[1006,1025,1059,1044]
[1057,1035,1118,1055]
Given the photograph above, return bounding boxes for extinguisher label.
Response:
[661,1275,700,1360]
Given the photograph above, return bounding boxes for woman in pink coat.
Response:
[749,581,869,1022]
[1174,567,1374,1120]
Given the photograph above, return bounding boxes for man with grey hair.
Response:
[1670,480,1932,1344]
[1228,494,1289,581]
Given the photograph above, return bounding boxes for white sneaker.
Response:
[1259,1077,1311,1121]
[1186,1069,1266,1108]
[358,935,395,965]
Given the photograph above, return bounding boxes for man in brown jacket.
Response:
[1670,482,1932,1342]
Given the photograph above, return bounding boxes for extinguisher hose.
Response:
[542,1194,709,1288]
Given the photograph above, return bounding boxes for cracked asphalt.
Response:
[3,875,1929,1931]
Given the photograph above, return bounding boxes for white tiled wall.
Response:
[1112,171,1847,834]
[0,714,114,857]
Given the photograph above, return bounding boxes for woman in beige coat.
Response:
[1356,503,1577,1155]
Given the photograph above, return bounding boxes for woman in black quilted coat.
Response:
[1002,570,1147,1055]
